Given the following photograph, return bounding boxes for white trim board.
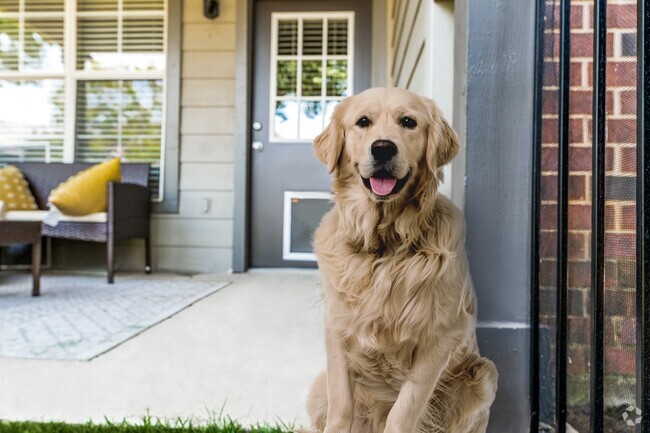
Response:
[282,191,332,262]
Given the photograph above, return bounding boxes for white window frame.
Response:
[282,190,332,261]
[269,11,354,144]
[0,0,168,202]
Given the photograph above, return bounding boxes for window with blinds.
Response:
[0,0,167,199]
[270,12,354,142]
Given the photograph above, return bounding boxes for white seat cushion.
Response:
[5,210,107,223]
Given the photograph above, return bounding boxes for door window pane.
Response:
[302,60,322,96]
[299,101,323,140]
[276,60,297,96]
[278,20,298,56]
[271,13,352,141]
[326,60,348,97]
[274,100,298,140]
[302,19,323,55]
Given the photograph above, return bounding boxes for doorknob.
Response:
[252,121,263,131]
[252,141,264,152]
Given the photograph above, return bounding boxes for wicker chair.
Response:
[15,162,152,284]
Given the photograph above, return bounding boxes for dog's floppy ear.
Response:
[425,99,460,172]
[313,100,347,173]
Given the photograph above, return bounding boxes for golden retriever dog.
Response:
[305,88,498,433]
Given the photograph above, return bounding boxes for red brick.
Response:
[605,204,618,230]
[604,347,636,375]
[569,288,586,315]
[568,260,591,287]
[542,61,583,87]
[541,230,557,259]
[605,289,636,316]
[619,90,636,115]
[568,231,589,260]
[540,287,557,316]
[569,147,592,171]
[569,89,593,115]
[616,259,637,288]
[605,259,618,287]
[607,119,637,143]
[607,4,638,28]
[543,89,559,115]
[620,318,636,345]
[540,259,557,287]
[606,61,637,86]
[541,204,557,230]
[568,204,591,230]
[604,232,636,257]
[541,118,584,145]
[605,317,618,344]
[568,346,589,374]
[570,33,594,57]
[619,146,636,173]
[570,90,615,116]
[543,33,611,60]
[569,174,588,201]
[542,118,559,145]
[606,147,615,171]
[541,174,557,201]
[545,4,585,30]
[569,317,590,345]
[620,204,636,231]
[542,146,558,170]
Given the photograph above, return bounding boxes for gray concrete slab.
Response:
[0,270,325,428]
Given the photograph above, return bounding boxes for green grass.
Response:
[0,416,293,433]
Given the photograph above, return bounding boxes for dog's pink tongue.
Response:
[370,177,397,196]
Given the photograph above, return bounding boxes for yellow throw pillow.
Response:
[0,165,38,210]
[49,158,121,216]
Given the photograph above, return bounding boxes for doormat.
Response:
[0,273,229,361]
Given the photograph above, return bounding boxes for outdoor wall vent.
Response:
[203,0,219,19]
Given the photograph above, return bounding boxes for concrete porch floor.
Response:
[0,270,325,428]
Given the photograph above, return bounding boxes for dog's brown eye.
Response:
[400,116,417,129]
[356,116,371,128]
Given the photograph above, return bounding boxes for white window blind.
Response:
[0,0,167,199]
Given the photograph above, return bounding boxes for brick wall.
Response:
[540,0,637,421]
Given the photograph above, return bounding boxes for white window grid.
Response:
[282,190,333,261]
[269,11,354,143]
[0,0,168,201]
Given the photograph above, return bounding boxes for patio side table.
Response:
[0,220,42,296]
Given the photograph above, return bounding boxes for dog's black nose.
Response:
[371,140,397,163]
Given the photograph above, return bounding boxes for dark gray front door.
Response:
[250,0,371,267]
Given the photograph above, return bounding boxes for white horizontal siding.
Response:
[150,0,237,273]
[152,219,233,248]
[182,23,236,51]
[179,163,234,191]
[177,191,234,219]
[181,107,235,134]
[155,246,233,273]
[180,136,234,162]
[182,80,235,107]
[182,52,235,78]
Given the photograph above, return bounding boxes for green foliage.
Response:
[0,416,292,433]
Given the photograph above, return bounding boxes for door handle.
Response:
[252,141,264,152]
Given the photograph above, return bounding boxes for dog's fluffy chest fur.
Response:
[314,196,477,393]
